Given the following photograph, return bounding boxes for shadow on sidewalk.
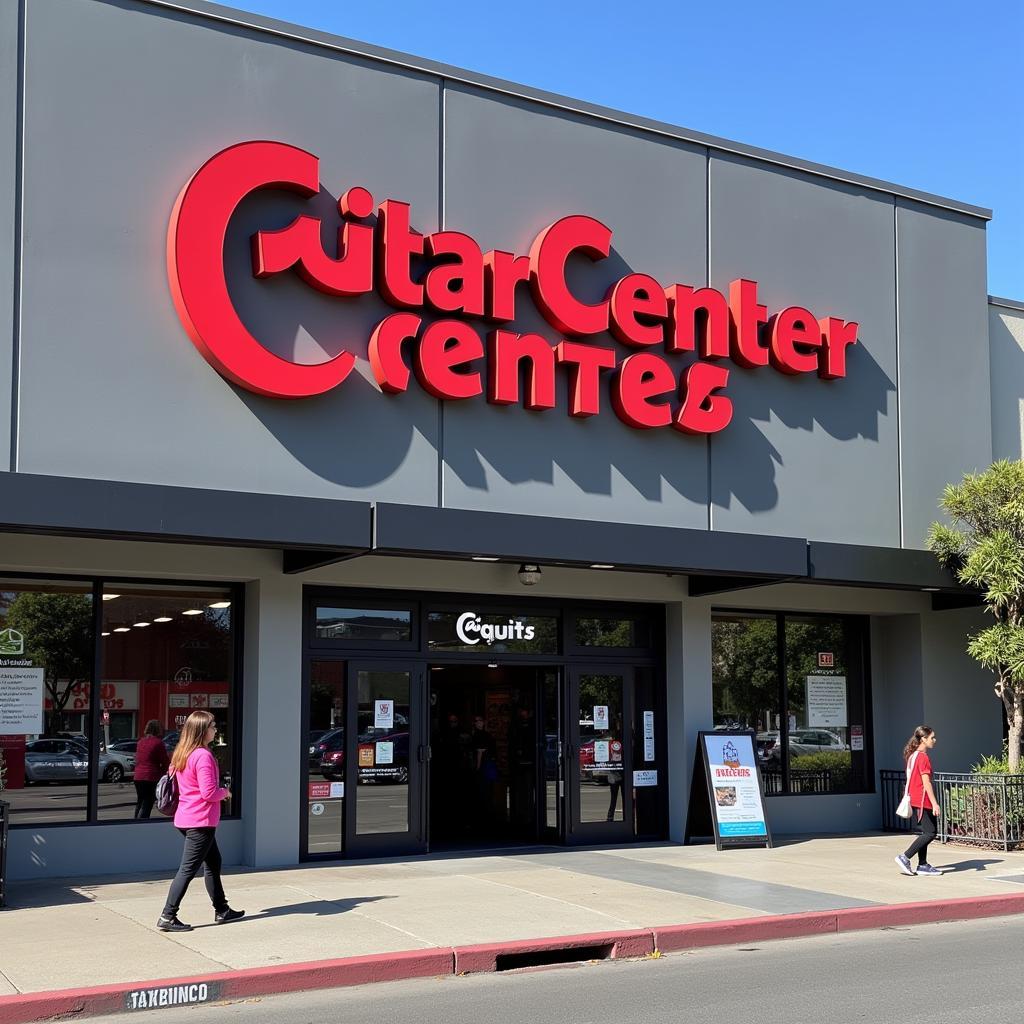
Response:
[189,895,395,928]
[936,858,1004,873]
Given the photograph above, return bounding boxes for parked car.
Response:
[24,739,89,783]
[108,740,137,755]
[317,733,346,778]
[311,728,344,774]
[758,729,846,762]
[24,740,128,783]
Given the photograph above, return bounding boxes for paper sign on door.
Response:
[375,741,394,765]
[593,740,610,763]
[375,700,394,728]
[593,705,609,730]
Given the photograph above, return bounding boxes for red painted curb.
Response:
[1,895,1023,1024]
[0,949,454,1024]
[454,928,655,974]
[654,910,836,952]
[835,892,1024,932]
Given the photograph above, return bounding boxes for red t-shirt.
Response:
[907,751,933,809]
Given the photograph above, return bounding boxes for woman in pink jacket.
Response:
[158,710,243,932]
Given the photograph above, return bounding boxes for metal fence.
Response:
[879,770,915,833]
[880,770,1024,851]
[763,769,833,795]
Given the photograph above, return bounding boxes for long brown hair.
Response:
[903,725,934,762]
[170,710,215,772]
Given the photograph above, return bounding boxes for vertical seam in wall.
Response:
[437,78,446,509]
[705,148,713,531]
[9,0,26,473]
[893,200,904,547]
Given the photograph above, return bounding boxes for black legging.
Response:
[162,828,227,918]
[134,780,157,819]
[904,808,938,866]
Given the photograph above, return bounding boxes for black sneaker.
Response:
[214,907,245,924]
[157,915,193,932]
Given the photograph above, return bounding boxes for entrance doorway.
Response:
[429,665,558,847]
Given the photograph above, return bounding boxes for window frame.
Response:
[711,608,874,797]
[0,572,245,830]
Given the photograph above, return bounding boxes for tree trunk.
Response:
[1009,684,1024,774]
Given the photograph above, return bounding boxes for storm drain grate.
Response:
[495,943,614,971]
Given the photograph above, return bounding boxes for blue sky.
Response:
[241,0,1021,298]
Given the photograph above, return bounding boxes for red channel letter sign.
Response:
[167,141,859,435]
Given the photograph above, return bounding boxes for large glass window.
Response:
[98,584,237,821]
[712,612,870,795]
[0,581,94,824]
[0,577,239,828]
[315,607,412,643]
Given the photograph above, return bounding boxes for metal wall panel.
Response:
[988,302,1024,461]
[16,0,441,504]
[897,201,991,546]
[439,84,710,527]
[708,154,900,547]
[0,0,18,471]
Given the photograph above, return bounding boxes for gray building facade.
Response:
[0,0,1014,879]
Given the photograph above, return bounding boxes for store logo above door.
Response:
[456,612,536,645]
[167,141,859,436]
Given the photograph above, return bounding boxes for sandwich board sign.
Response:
[684,730,772,850]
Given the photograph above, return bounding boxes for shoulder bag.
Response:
[895,751,920,819]
[155,767,179,817]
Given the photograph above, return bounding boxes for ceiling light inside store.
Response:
[182,609,204,616]
[113,627,130,633]
[590,564,615,569]
[208,601,231,608]
[472,556,500,562]
[133,622,150,628]
[102,594,120,601]
[101,632,110,637]
[154,617,172,623]
[487,663,498,669]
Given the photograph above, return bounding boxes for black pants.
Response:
[904,808,938,866]
[162,828,227,918]
[134,780,157,819]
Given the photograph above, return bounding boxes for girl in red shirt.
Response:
[895,726,942,876]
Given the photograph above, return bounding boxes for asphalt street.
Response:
[85,915,1014,1024]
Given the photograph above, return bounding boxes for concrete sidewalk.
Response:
[2,833,1024,999]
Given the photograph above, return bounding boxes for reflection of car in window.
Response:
[758,729,847,761]
[355,730,409,785]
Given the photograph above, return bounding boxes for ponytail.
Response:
[903,725,934,762]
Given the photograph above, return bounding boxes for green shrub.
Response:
[971,744,1012,775]
[790,751,852,791]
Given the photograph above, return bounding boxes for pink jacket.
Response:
[173,747,230,829]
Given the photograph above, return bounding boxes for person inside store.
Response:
[158,710,243,932]
[471,714,498,829]
[510,705,536,831]
[134,718,170,819]
[433,712,467,837]
[605,713,624,822]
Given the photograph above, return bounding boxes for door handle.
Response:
[418,744,431,763]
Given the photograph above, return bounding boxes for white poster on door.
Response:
[593,705,609,730]
[593,740,610,764]
[375,741,394,764]
[643,710,654,739]
[805,676,848,727]
[0,667,44,733]
[644,735,655,761]
[375,700,394,729]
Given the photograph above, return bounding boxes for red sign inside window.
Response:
[168,141,858,436]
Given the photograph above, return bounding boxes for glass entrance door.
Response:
[567,666,635,843]
[347,661,427,857]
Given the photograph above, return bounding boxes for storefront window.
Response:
[315,607,412,643]
[574,617,649,649]
[712,612,870,795]
[0,581,94,825]
[98,584,236,821]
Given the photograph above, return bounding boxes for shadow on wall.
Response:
[223,186,894,513]
[988,306,1024,462]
